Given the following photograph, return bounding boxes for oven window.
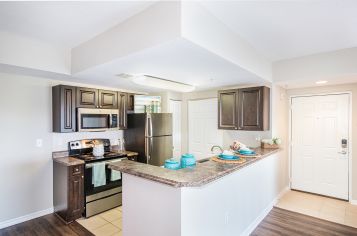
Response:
[81,114,109,129]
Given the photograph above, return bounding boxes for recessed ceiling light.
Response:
[316,80,328,84]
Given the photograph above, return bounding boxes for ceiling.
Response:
[1,1,357,91]
[201,0,357,61]
[1,1,356,61]
[74,38,265,92]
[0,1,155,48]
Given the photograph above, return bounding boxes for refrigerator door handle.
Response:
[145,137,152,164]
[148,115,153,137]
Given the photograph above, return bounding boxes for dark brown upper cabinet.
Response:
[52,85,76,133]
[99,90,118,109]
[127,93,135,113]
[76,87,99,108]
[218,90,238,130]
[218,86,270,131]
[76,88,118,109]
[238,86,270,131]
[118,92,127,129]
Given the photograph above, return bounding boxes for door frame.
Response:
[288,92,352,202]
[169,99,182,158]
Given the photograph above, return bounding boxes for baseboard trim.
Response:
[350,200,357,205]
[0,207,54,229]
[242,186,290,236]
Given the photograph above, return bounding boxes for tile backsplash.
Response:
[223,130,272,148]
[52,130,124,151]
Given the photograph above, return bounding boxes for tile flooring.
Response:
[276,190,357,228]
[77,207,122,236]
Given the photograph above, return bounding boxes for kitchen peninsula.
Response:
[109,148,286,236]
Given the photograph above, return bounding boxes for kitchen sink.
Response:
[197,158,210,163]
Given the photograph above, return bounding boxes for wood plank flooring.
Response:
[0,214,93,236]
[252,207,357,236]
[2,207,357,235]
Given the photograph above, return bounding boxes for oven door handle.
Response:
[85,158,127,168]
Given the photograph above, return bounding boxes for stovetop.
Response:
[68,139,127,163]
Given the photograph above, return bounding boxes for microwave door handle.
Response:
[109,114,112,128]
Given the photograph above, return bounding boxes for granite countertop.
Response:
[52,149,139,166]
[53,156,85,166]
[108,148,281,188]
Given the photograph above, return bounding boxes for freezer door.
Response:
[146,136,173,166]
[149,113,172,137]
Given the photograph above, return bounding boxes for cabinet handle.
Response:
[81,176,84,179]
[75,168,79,172]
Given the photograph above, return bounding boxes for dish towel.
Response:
[92,162,106,187]
[110,159,122,181]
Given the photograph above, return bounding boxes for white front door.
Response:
[169,100,182,159]
[188,98,222,160]
[291,94,350,200]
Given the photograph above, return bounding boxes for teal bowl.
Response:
[164,159,181,170]
[218,154,238,160]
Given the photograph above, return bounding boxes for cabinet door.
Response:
[118,92,127,129]
[99,90,118,109]
[76,87,99,108]
[52,85,76,132]
[127,94,135,113]
[68,166,84,221]
[218,90,238,129]
[238,86,270,131]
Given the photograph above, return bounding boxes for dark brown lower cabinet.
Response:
[53,162,84,223]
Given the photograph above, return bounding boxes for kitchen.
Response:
[1,1,357,236]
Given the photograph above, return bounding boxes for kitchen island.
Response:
[109,148,288,236]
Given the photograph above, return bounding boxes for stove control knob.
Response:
[76,143,79,146]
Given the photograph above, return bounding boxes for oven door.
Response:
[84,158,125,197]
[78,108,111,132]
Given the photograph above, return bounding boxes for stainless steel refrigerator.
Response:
[124,113,173,166]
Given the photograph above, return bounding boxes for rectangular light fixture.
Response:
[132,75,195,92]
[316,80,328,84]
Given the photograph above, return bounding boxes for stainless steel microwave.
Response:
[77,108,119,132]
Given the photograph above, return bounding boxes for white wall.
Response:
[0,72,123,227]
[71,1,181,74]
[273,47,357,87]
[181,152,287,236]
[0,31,71,75]
[181,2,272,82]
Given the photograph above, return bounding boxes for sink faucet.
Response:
[211,145,223,153]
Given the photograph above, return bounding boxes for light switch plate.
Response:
[36,139,43,147]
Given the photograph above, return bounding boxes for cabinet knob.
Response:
[75,168,79,172]
[81,176,84,179]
